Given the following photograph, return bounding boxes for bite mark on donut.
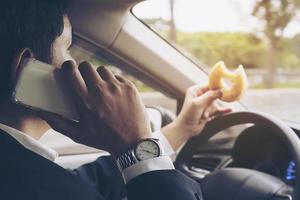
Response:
[209,61,248,102]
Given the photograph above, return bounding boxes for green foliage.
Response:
[251,0,300,87]
[175,31,300,69]
[252,0,297,43]
[176,32,266,69]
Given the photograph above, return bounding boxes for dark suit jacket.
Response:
[0,129,202,200]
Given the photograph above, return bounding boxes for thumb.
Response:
[195,90,222,107]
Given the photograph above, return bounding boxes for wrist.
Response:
[161,120,191,151]
[111,131,152,157]
[115,138,162,171]
[170,118,192,140]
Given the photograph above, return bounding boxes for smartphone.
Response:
[12,59,79,121]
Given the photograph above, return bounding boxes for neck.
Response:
[0,102,50,139]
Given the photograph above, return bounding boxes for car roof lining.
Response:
[68,0,143,48]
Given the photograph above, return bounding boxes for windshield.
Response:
[133,0,300,123]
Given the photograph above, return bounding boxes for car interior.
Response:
[37,0,300,199]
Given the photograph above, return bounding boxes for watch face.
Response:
[135,139,161,161]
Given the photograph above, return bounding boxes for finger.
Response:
[217,107,232,114]
[61,61,91,110]
[78,61,103,91]
[211,103,232,115]
[204,110,210,118]
[198,116,210,125]
[195,85,209,96]
[207,116,215,122]
[203,106,231,119]
[187,85,209,97]
[203,106,215,119]
[96,66,119,83]
[195,89,222,107]
[209,108,232,119]
[115,74,127,83]
[61,61,88,99]
[115,74,136,89]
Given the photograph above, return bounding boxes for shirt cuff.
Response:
[122,156,175,184]
[151,130,176,161]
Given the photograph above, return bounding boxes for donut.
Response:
[209,61,248,102]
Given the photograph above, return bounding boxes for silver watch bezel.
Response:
[134,138,162,161]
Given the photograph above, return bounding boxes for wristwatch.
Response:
[116,138,162,170]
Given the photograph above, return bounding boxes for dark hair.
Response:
[0,0,68,102]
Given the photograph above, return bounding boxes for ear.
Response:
[11,48,34,83]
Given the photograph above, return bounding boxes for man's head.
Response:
[0,0,73,102]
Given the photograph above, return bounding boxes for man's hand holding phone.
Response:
[40,61,152,156]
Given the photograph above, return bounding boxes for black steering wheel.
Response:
[175,111,300,200]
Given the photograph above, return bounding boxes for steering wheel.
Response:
[175,111,300,200]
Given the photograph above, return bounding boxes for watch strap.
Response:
[117,149,137,170]
[116,138,161,171]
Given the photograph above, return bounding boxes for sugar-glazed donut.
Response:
[209,61,248,102]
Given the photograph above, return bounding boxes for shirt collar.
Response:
[0,123,58,161]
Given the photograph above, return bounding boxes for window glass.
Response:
[133,0,300,123]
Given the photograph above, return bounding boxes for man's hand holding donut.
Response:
[162,85,231,151]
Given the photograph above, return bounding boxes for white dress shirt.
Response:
[0,123,176,183]
[0,123,58,161]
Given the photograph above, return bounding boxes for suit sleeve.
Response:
[127,170,203,200]
[71,156,202,200]
[70,156,126,200]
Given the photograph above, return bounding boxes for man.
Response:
[0,0,230,199]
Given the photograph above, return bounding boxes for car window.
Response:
[133,0,300,123]
[70,44,177,113]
